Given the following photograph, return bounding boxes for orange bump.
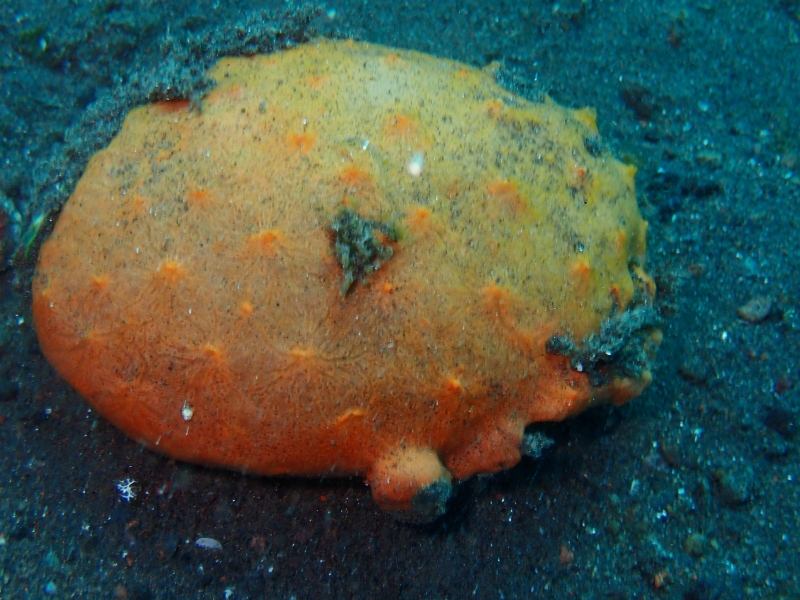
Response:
[569,164,589,190]
[335,408,365,425]
[486,180,526,214]
[337,166,373,194]
[446,377,463,392]
[154,99,191,114]
[157,260,186,284]
[572,107,598,132]
[240,300,254,316]
[90,275,110,291]
[609,284,622,309]
[607,371,652,406]
[406,206,431,233]
[287,132,317,153]
[119,193,149,221]
[206,84,246,103]
[289,347,316,359]
[79,328,102,344]
[631,264,657,300]
[371,280,397,313]
[187,188,212,208]
[373,230,395,247]
[384,114,416,139]
[435,376,466,407]
[615,230,628,251]
[190,344,232,390]
[203,344,224,362]
[621,163,638,189]
[155,149,173,163]
[484,99,504,118]
[247,229,285,256]
[571,259,592,286]
[482,283,512,321]
[307,74,329,89]
[384,53,402,66]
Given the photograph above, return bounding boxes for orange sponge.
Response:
[32,39,658,521]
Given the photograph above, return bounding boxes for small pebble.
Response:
[620,83,654,121]
[695,150,723,169]
[762,431,791,460]
[764,407,796,439]
[43,550,60,569]
[520,430,555,458]
[0,380,19,403]
[684,532,710,557]
[678,354,715,384]
[737,296,772,323]
[659,440,682,468]
[714,467,754,506]
[780,152,797,169]
[113,584,128,599]
[605,519,621,536]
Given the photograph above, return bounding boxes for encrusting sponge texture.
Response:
[32,39,659,522]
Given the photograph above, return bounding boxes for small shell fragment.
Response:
[737,296,772,323]
[195,537,223,550]
[407,151,425,177]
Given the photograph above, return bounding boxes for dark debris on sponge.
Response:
[546,306,658,387]
[331,208,400,296]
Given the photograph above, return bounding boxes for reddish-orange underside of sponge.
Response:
[32,39,656,522]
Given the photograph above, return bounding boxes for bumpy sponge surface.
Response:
[33,39,657,521]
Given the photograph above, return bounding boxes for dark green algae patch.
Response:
[331,208,401,296]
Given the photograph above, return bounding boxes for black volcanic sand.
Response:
[0,1,798,598]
